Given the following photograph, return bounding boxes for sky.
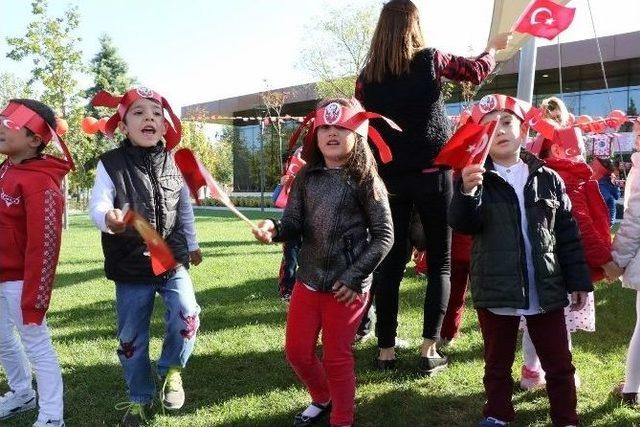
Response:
[1,0,639,113]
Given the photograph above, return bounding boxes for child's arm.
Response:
[612,180,640,269]
[337,178,394,292]
[552,175,592,293]
[178,184,202,265]
[21,185,64,325]
[88,161,125,233]
[254,172,305,244]
[448,165,484,234]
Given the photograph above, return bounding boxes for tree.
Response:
[0,72,31,106]
[298,1,380,98]
[261,83,291,174]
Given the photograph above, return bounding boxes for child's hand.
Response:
[602,261,624,282]
[332,281,359,305]
[189,248,203,266]
[252,220,275,244]
[105,209,127,234]
[486,32,512,52]
[569,291,589,311]
[461,164,485,195]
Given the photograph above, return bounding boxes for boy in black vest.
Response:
[88,87,202,426]
[449,95,591,427]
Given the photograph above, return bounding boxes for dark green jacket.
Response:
[449,151,592,312]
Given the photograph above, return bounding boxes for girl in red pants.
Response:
[253,98,395,427]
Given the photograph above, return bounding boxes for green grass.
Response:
[2,211,639,426]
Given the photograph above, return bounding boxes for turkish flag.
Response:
[123,210,178,276]
[513,0,576,40]
[434,121,498,170]
[524,107,557,140]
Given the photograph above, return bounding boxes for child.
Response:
[593,157,621,225]
[610,117,640,406]
[253,98,394,427]
[449,94,592,427]
[88,87,202,426]
[0,99,74,426]
[519,96,617,390]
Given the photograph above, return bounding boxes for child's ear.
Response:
[27,135,43,149]
[159,119,167,137]
[117,121,128,136]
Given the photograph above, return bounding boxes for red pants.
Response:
[477,308,579,426]
[440,259,470,340]
[285,282,368,426]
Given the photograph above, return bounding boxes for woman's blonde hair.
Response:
[362,0,425,83]
[540,96,570,127]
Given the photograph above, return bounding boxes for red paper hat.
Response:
[0,102,75,169]
[470,94,531,124]
[91,87,182,151]
[287,100,401,164]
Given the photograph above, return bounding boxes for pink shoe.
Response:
[520,365,546,390]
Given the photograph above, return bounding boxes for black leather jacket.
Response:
[273,166,393,293]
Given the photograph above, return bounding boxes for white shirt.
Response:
[88,161,199,251]
[489,159,541,316]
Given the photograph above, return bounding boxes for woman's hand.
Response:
[486,32,513,53]
[332,281,359,306]
[252,220,275,244]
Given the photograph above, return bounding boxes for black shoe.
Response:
[418,354,448,376]
[293,402,331,426]
[375,358,396,371]
[622,392,638,407]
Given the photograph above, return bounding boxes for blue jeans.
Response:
[115,267,200,404]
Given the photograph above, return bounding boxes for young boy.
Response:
[88,87,202,426]
[449,94,592,427]
[0,99,73,427]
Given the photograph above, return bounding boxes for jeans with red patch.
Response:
[115,266,200,404]
[286,282,369,426]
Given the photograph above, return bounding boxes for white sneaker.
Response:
[33,420,65,427]
[394,337,411,349]
[0,389,37,420]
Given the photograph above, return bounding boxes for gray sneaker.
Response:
[0,389,37,420]
[33,419,65,427]
[160,368,185,410]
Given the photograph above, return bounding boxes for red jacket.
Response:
[545,157,612,282]
[0,156,71,325]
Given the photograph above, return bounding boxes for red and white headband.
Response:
[91,87,182,151]
[288,100,400,163]
[0,102,75,169]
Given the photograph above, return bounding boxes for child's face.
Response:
[316,125,356,167]
[118,98,167,148]
[481,111,524,162]
[0,117,41,158]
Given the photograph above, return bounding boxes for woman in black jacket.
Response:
[356,0,511,373]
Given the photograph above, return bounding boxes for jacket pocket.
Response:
[0,227,23,273]
[343,235,355,267]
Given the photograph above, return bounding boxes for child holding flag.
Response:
[448,94,591,427]
[252,98,394,427]
[88,87,202,426]
[0,99,73,427]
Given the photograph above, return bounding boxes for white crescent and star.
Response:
[530,7,554,26]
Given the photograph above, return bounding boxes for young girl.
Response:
[88,87,202,426]
[610,117,640,406]
[253,98,394,427]
[520,96,616,390]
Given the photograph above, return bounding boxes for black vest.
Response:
[358,48,452,177]
[100,140,189,283]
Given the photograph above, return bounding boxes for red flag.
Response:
[524,107,557,140]
[123,211,177,276]
[434,121,497,169]
[513,0,576,40]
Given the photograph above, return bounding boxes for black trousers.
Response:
[374,170,452,348]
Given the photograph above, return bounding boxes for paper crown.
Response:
[470,94,531,124]
[287,100,401,164]
[0,102,74,169]
[91,87,182,150]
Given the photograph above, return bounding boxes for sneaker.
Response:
[353,330,373,344]
[520,365,546,390]
[479,417,509,426]
[418,354,448,376]
[116,402,151,427]
[33,420,65,427]
[160,367,185,410]
[0,389,37,420]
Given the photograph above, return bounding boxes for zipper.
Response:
[344,235,354,266]
[144,153,163,232]
[320,175,349,291]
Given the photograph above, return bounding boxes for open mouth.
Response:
[326,140,340,146]
[141,125,156,135]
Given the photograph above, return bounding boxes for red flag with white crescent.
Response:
[513,0,576,40]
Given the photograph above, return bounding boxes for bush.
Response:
[199,196,275,209]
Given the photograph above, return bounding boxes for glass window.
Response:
[579,88,628,117]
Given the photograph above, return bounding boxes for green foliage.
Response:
[0,72,31,106]
[181,120,234,188]
[6,0,84,116]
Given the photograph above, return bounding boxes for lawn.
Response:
[1,210,639,426]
